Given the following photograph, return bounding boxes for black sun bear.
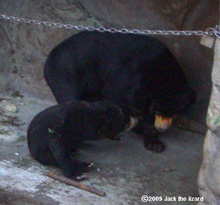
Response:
[44,31,196,152]
[27,101,137,180]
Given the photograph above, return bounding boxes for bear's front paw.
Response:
[144,140,166,153]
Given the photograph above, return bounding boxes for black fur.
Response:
[27,101,131,180]
[44,31,196,152]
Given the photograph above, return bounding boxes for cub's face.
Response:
[99,103,138,139]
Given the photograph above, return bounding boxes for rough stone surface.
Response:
[0,0,102,100]
[198,28,220,204]
[5,102,18,113]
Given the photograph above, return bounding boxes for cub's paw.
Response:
[144,140,166,153]
[74,174,87,181]
[74,161,94,173]
[63,170,87,181]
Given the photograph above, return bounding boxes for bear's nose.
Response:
[154,115,173,132]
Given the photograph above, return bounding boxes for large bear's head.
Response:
[151,86,197,132]
[132,86,196,132]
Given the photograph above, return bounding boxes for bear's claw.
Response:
[144,140,166,153]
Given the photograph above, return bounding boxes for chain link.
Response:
[0,14,219,38]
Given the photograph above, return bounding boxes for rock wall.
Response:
[0,0,102,100]
[198,35,220,204]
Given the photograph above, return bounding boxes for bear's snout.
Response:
[154,115,173,132]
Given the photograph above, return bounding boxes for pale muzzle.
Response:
[154,115,173,132]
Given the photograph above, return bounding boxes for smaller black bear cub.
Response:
[27,101,137,180]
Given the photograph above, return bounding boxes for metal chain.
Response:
[0,14,219,38]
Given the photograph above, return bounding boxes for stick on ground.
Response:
[47,171,106,197]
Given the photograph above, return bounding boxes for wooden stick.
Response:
[47,171,106,197]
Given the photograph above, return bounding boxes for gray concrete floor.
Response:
[0,94,205,205]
